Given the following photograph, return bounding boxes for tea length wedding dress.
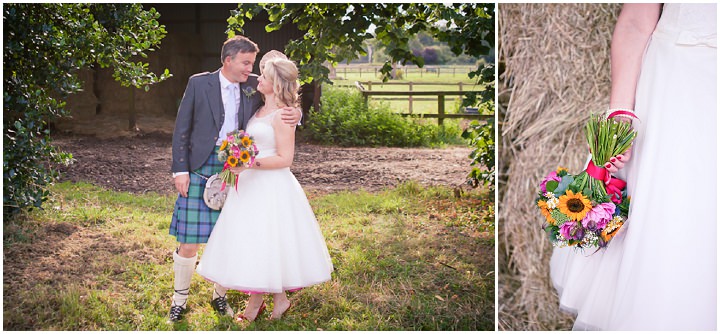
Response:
[197,109,334,293]
[550,3,717,330]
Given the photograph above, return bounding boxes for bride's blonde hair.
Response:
[262,58,300,108]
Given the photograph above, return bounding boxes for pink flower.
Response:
[560,221,584,240]
[581,202,616,230]
[540,171,561,193]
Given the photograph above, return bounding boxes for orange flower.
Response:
[219,140,228,151]
[227,156,238,167]
[239,151,250,164]
[601,217,624,242]
[241,136,252,148]
[558,190,592,221]
[538,200,556,225]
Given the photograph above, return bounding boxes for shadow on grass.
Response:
[3,181,494,330]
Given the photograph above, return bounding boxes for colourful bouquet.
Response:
[536,113,636,249]
[217,130,259,190]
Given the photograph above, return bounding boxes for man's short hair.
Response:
[221,36,259,63]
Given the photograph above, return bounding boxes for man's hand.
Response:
[280,106,302,125]
[174,174,190,197]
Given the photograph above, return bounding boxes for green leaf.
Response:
[550,210,570,224]
[545,180,559,193]
[556,175,574,194]
[3,3,170,217]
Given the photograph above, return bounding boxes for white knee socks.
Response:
[172,250,197,308]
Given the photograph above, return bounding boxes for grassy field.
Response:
[3,181,494,330]
[331,65,482,116]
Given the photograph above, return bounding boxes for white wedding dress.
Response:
[550,4,717,330]
[197,109,333,293]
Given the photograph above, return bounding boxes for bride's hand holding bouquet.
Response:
[536,110,638,249]
[603,109,636,173]
[217,130,259,189]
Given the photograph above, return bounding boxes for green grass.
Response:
[3,181,494,330]
[332,67,483,115]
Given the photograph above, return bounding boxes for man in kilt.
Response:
[168,36,301,322]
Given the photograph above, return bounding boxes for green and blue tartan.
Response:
[169,147,223,244]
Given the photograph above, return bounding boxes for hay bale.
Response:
[58,33,204,137]
[498,3,621,330]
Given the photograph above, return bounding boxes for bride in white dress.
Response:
[550,3,717,330]
[197,58,333,322]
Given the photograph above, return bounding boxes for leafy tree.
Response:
[463,118,495,190]
[228,4,493,86]
[416,31,439,47]
[3,4,171,217]
[419,47,441,65]
[227,3,495,187]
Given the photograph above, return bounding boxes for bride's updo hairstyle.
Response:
[263,58,300,108]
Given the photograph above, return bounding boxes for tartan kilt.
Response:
[170,147,223,244]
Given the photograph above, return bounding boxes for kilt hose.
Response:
[170,147,223,244]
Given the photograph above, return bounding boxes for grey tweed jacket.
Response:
[171,69,263,173]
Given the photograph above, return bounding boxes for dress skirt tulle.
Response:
[197,167,334,293]
[550,4,717,330]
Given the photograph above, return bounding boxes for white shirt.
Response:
[217,71,240,146]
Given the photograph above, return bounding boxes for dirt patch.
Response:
[52,132,475,195]
[4,130,482,330]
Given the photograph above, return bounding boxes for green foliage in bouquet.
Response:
[616,194,631,218]
[568,114,637,203]
[586,115,637,167]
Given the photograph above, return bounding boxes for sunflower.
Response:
[219,140,228,151]
[241,136,252,148]
[239,151,250,164]
[537,200,556,224]
[558,190,592,221]
[227,155,238,167]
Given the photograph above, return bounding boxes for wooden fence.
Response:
[354,81,493,126]
[334,65,476,79]
[357,81,469,113]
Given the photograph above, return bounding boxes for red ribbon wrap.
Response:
[586,160,626,203]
